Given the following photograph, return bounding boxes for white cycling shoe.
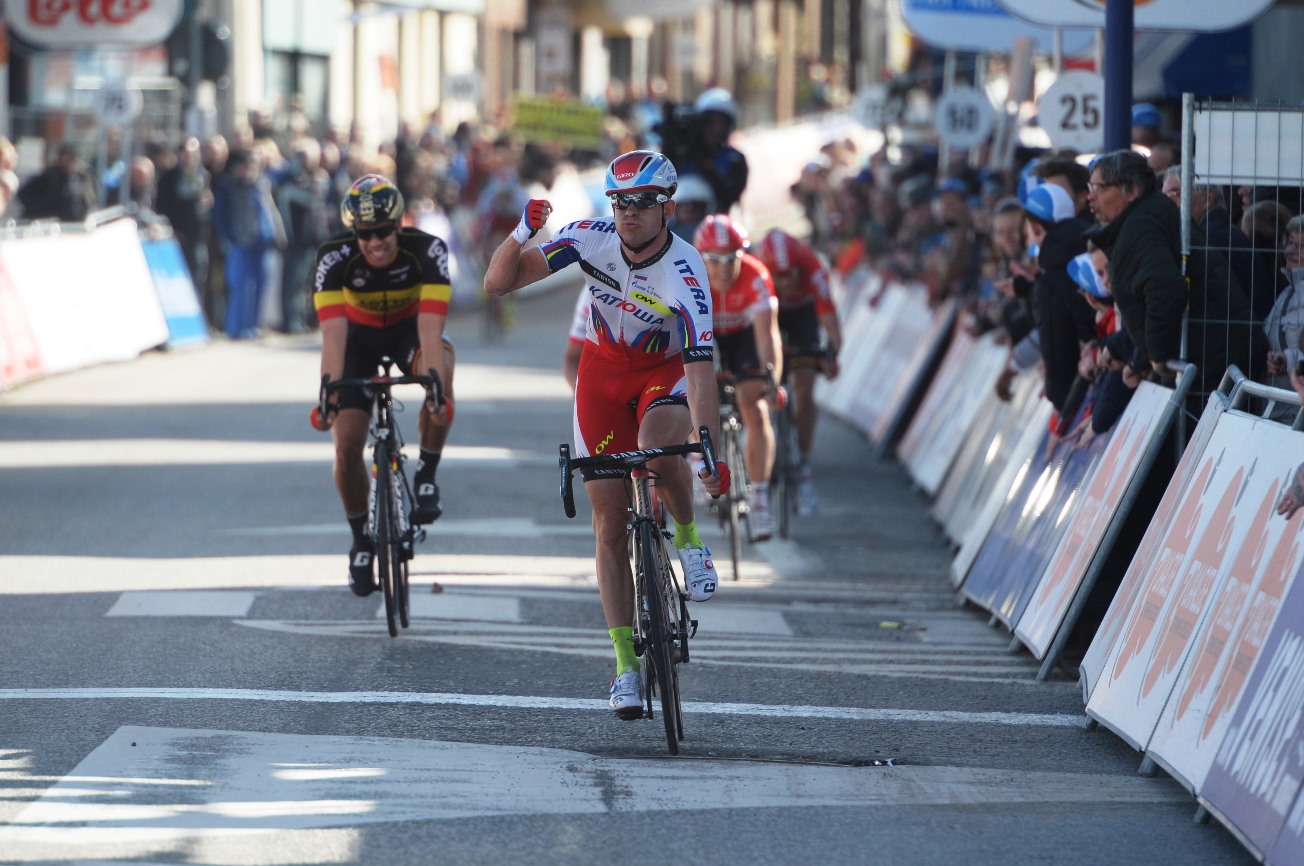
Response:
[797,477,820,516]
[750,503,775,541]
[678,546,717,601]
[609,670,643,719]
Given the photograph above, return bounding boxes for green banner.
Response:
[511,97,605,150]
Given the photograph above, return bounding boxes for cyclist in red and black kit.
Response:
[483,150,730,719]
[695,214,784,540]
[754,228,842,515]
[312,174,457,596]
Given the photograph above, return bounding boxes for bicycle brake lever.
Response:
[559,444,576,518]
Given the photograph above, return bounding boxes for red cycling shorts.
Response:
[573,350,689,476]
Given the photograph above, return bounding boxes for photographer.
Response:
[656,88,749,214]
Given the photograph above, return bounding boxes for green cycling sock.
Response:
[673,520,703,550]
[610,626,639,675]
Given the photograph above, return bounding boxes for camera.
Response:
[654,101,705,170]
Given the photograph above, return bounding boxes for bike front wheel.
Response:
[375,448,400,638]
[638,521,681,754]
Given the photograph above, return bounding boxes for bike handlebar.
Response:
[316,366,445,428]
[559,426,718,519]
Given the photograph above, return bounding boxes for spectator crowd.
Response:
[1,91,1300,433]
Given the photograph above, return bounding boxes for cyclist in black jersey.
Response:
[312,174,457,596]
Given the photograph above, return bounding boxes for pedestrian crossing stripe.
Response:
[0,725,1184,860]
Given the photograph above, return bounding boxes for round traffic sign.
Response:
[1037,71,1106,153]
[933,87,995,150]
[93,81,144,126]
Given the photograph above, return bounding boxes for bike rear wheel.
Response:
[638,521,681,754]
[723,420,747,580]
[773,403,794,539]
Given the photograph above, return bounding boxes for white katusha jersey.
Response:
[540,216,714,367]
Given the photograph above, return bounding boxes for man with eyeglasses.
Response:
[695,214,784,539]
[483,150,729,720]
[1089,150,1265,414]
[311,174,457,596]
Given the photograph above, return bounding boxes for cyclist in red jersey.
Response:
[312,174,456,596]
[483,150,730,719]
[695,214,784,540]
[754,228,842,515]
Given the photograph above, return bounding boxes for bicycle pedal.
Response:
[688,619,698,638]
[412,527,427,545]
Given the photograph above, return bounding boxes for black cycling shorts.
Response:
[715,329,768,381]
[778,304,823,360]
[337,320,453,411]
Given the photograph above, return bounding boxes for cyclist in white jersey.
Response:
[484,150,730,720]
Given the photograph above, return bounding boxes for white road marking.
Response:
[224,517,595,538]
[107,591,258,618]
[392,591,521,623]
[0,725,1185,861]
[0,554,600,595]
[0,440,548,469]
[0,688,1082,727]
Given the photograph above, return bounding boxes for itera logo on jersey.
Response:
[673,259,709,315]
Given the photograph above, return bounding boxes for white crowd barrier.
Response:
[0,219,207,392]
[816,273,954,455]
[832,274,1304,863]
[897,327,1009,498]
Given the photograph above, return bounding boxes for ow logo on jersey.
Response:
[630,290,672,317]
[588,289,665,327]
[595,430,616,454]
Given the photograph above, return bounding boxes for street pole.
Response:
[1103,0,1133,152]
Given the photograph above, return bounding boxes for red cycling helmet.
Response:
[693,214,749,255]
[755,228,797,275]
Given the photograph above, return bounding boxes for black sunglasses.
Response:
[355,224,396,241]
[609,192,667,211]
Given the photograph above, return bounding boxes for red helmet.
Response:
[693,214,749,255]
[756,229,797,275]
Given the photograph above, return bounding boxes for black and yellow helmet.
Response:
[341,174,405,229]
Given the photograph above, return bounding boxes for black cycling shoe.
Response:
[348,539,377,596]
[411,481,442,524]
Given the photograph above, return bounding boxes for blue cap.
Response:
[1023,183,1075,224]
[934,177,969,198]
[1017,174,1044,206]
[1132,103,1160,128]
[1069,252,1110,299]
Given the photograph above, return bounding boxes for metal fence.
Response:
[1180,94,1304,427]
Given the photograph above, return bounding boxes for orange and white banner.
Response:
[1078,392,1228,702]
[1085,413,1304,752]
[1015,382,1174,658]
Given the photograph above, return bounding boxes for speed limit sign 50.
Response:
[1038,71,1106,153]
[934,87,995,151]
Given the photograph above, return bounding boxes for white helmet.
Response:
[693,88,738,125]
[674,174,716,209]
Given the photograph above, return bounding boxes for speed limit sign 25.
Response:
[1038,71,1105,153]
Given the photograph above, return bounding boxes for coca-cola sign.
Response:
[7,0,184,49]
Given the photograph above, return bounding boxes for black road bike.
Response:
[559,428,718,755]
[712,378,750,580]
[319,359,443,637]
